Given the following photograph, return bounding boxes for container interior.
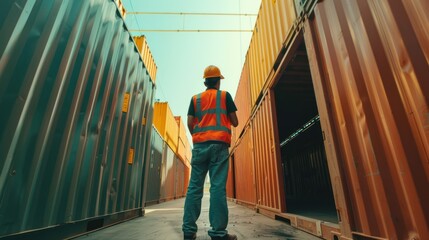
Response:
[273,39,338,223]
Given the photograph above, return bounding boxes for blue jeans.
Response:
[182,142,230,237]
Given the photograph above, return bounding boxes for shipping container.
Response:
[232,29,342,235]
[153,102,179,152]
[174,116,190,164]
[252,91,286,214]
[226,155,235,199]
[301,0,429,239]
[247,0,297,106]
[233,61,252,140]
[133,35,158,83]
[114,0,127,19]
[0,0,155,238]
[145,127,163,205]
[184,164,191,196]
[231,126,257,207]
[159,143,177,202]
[269,30,340,239]
[175,157,186,198]
[185,143,192,166]
[176,138,186,163]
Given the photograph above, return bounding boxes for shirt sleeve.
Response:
[187,97,195,116]
[226,92,237,113]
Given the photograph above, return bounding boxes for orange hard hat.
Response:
[203,65,224,79]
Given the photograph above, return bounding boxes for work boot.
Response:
[211,234,237,240]
[184,233,196,240]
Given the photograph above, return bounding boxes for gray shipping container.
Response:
[0,0,155,238]
[145,126,163,205]
[159,143,177,202]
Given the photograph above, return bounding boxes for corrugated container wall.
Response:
[0,0,155,238]
[133,35,157,83]
[226,156,235,199]
[251,91,285,213]
[233,61,252,141]
[175,157,186,198]
[304,0,429,239]
[174,116,190,164]
[159,143,177,202]
[232,126,257,206]
[145,126,163,205]
[248,0,297,106]
[114,0,126,19]
[185,142,192,165]
[153,102,179,152]
[184,164,191,197]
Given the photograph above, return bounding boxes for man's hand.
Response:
[229,112,238,127]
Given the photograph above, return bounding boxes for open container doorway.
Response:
[272,36,338,223]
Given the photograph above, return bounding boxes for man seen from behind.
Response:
[182,65,239,240]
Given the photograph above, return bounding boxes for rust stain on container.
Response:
[305,0,429,239]
[133,35,158,83]
[296,218,320,236]
[248,0,297,106]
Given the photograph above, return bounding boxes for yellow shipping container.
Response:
[248,0,297,106]
[174,116,191,164]
[185,143,192,166]
[177,138,186,163]
[114,0,127,19]
[153,102,179,152]
[133,35,158,83]
[175,117,187,146]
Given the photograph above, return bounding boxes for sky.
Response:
[122,0,261,130]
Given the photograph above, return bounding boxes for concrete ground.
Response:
[75,194,321,240]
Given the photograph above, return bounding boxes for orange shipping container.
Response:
[153,102,179,152]
[185,143,192,166]
[252,90,285,213]
[302,0,429,239]
[133,35,158,83]
[226,156,235,199]
[233,60,252,141]
[184,164,191,196]
[248,0,297,106]
[174,116,190,163]
[232,126,257,206]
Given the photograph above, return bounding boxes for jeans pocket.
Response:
[215,144,229,163]
[191,147,203,165]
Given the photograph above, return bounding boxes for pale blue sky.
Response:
[122,0,261,127]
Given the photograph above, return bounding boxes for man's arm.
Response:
[228,112,238,127]
[187,115,195,134]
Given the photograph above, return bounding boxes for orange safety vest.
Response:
[192,89,231,144]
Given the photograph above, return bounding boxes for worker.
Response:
[182,65,239,240]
